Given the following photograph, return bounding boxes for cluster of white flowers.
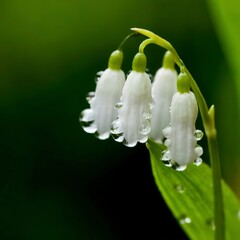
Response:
[80,50,203,170]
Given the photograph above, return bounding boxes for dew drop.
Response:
[111,120,123,134]
[162,160,172,167]
[95,131,110,140]
[194,130,204,141]
[161,150,170,160]
[82,123,97,134]
[95,71,104,83]
[162,126,171,138]
[206,219,215,231]
[194,157,202,166]
[111,133,124,142]
[114,102,123,109]
[80,109,94,122]
[80,109,97,133]
[179,215,191,225]
[86,91,95,103]
[139,121,151,135]
[160,150,172,167]
[164,139,171,147]
[139,135,148,143]
[143,112,152,120]
[195,146,203,157]
[174,184,185,193]
[172,162,187,171]
[123,139,137,147]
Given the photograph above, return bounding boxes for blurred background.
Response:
[0,0,239,239]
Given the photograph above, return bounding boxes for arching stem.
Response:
[132,27,225,240]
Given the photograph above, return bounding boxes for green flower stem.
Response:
[139,38,156,53]
[208,106,224,240]
[132,27,225,240]
[118,32,139,51]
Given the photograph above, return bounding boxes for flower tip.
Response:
[132,52,147,72]
[108,50,123,70]
[177,73,190,93]
[163,51,175,70]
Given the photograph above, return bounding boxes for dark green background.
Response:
[0,0,239,239]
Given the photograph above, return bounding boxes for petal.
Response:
[91,68,125,139]
[149,68,177,142]
[168,91,198,166]
[117,71,152,146]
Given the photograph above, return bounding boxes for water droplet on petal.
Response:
[114,102,123,109]
[160,150,172,167]
[86,91,95,103]
[174,184,185,193]
[139,121,151,135]
[164,139,171,147]
[95,131,109,140]
[111,120,123,134]
[172,162,187,171]
[179,215,191,224]
[80,109,97,133]
[112,133,124,142]
[123,139,137,147]
[194,157,202,166]
[162,126,171,138]
[194,130,204,141]
[139,135,148,143]
[80,109,94,122]
[143,112,152,120]
[111,120,124,142]
[161,150,170,160]
[83,124,97,133]
[95,71,104,83]
[195,146,203,157]
[206,219,215,231]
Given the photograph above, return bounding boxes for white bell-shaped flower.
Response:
[111,53,152,147]
[149,51,177,143]
[80,50,125,140]
[161,73,203,171]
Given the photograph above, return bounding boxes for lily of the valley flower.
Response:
[161,73,203,170]
[149,51,177,143]
[80,50,125,140]
[111,53,152,147]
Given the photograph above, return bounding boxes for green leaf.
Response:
[146,139,240,240]
[207,0,240,104]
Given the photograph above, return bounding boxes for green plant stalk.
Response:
[207,124,224,239]
[132,27,225,240]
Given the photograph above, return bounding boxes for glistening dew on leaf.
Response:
[80,50,125,139]
[161,73,203,171]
